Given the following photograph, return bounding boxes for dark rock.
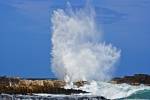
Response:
[111,74,150,86]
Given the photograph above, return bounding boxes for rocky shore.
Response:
[0,74,149,99]
[0,76,87,95]
[111,74,150,86]
[0,76,109,99]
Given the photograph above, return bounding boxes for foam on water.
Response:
[65,81,150,99]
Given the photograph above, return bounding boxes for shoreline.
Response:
[0,74,150,95]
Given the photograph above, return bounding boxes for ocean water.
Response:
[65,81,150,99]
[0,94,106,100]
[1,81,150,99]
[0,89,150,100]
[124,89,150,99]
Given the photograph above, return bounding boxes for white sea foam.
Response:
[50,1,139,99]
[74,81,150,99]
[51,2,120,82]
[50,1,150,99]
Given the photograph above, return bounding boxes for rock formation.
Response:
[111,74,150,86]
[0,76,87,95]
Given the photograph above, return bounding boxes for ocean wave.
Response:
[125,89,150,99]
[65,81,150,99]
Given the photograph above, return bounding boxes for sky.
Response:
[0,0,150,78]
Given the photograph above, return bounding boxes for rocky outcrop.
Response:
[0,76,87,94]
[0,76,109,99]
[111,74,150,86]
[73,81,89,87]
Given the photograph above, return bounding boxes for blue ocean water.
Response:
[65,81,150,99]
[125,89,150,99]
[0,90,150,100]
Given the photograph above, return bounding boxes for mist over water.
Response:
[51,2,121,82]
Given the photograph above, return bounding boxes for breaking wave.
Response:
[51,2,120,82]
[65,81,150,99]
[49,1,150,100]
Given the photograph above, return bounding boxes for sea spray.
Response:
[51,2,121,82]
[77,81,150,99]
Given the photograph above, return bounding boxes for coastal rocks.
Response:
[0,76,87,95]
[111,74,150,86]
[73,81,89,87]
[0,76,20,86]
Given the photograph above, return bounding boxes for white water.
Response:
[51,2,120,82]
[50,1,148,99]
[65,81,150,99]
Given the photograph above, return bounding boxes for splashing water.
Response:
[65,81,150,99]
[50,2,150,100]
[51,3,121,82]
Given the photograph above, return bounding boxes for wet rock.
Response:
[73,81,89,87]
[0,76,87,95]
[111,74,150,86]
